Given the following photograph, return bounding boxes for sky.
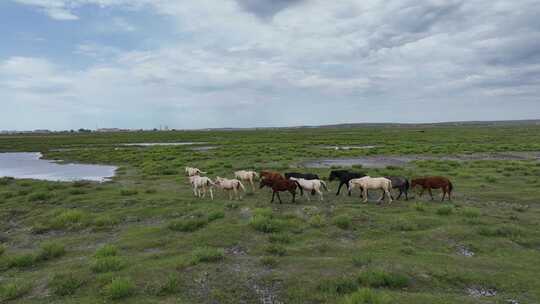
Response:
[0,0,539,130]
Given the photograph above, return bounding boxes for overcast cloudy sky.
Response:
[1,0,539,130]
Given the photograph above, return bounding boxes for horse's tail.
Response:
[321,180,329,192]
[293,180,304,196]
[237,181,246,192]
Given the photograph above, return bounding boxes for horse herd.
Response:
[185,167,453,204]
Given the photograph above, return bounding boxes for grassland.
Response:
[1,124,540,303]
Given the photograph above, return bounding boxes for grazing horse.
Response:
[385,176,410,200]
[189,175,214,200]
[260,170,285,181]
[411,176,453,201]
[214,177,245,200]
[328,170,366,196]
[289,177,328,201]
[284,172,320,180]
[234,170,259,192]
[185,167,206,177]
[348,176,393,204]
[259,178,301,204]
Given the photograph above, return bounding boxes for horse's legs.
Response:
[363,188,368,203]
[318,189,323,201]
[336,182,344,196]
[396,189,402,200]
[209,188,213,200]
[276,192,283,204]
[386,189,392,204]
[428,188,434,200]
[291,190,296,203]
[405,189,409,201]
[419,187,425,198]
[271,191,276,203]
[305,189,311,202]
[441,189,446,202]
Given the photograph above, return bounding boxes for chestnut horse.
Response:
[411,176,453,201]
[259,177,302,204]
[260,170,285,181]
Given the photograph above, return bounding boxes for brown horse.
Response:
[260,170,285,181]
[411,176,453,201]
[259,178,301,204]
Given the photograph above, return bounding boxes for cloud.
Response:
[3,0,540,129]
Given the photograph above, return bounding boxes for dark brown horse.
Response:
[411,176,453,201]
[259,178,301,204]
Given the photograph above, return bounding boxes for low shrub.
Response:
[478,225,522,238]
[250,215,284,233]
[94,215,120,228]
[28,192,52,202]
[309,214,326,228]
[268,233,292,244]
[412,202,426,212]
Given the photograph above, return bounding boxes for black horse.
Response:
[284,172,320,180]
[385,176,410,200]
[328,170,366,196]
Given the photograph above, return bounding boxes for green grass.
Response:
[49,273,85,296]
[1,125,540,303]
[102,277,135,300]
[191,247,224,264]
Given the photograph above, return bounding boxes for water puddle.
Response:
[120,142,206,147]
[301,152,540,168]
[0,152,117,182]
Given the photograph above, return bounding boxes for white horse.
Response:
[185,167,206,176]
[189,175,214,200]
[214,177,245,200]
[234,170,259,192]
[289,177,328,201]
[348,176,393,204]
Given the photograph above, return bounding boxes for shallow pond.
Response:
[0,152,117,182]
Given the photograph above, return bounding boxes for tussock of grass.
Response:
[265,244,287,256]
[0,280,32,301]
[168,218,208,232]
[91,257,125,273]
[8,253,36,268]
[478,225,523,238]
[461,207,480,218]
[28,192,53,202]
[120,189,138,196]
[191,247,224,264]
[49,273,85,296]
[260,256,278,268]
[318,277,358,295]
[309,214,326,228]
[102,277,135,300]
[250,215,284,233]
[208,210,225,221]
[352,255,372,267]
[95,245,118,258]
[412,202,426,212]
[333,215,352,230]
[341,288,391,304]
[37,242,66,261]
[436,205,454,216]
[145,274,181,296]
[357,270,410,289]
